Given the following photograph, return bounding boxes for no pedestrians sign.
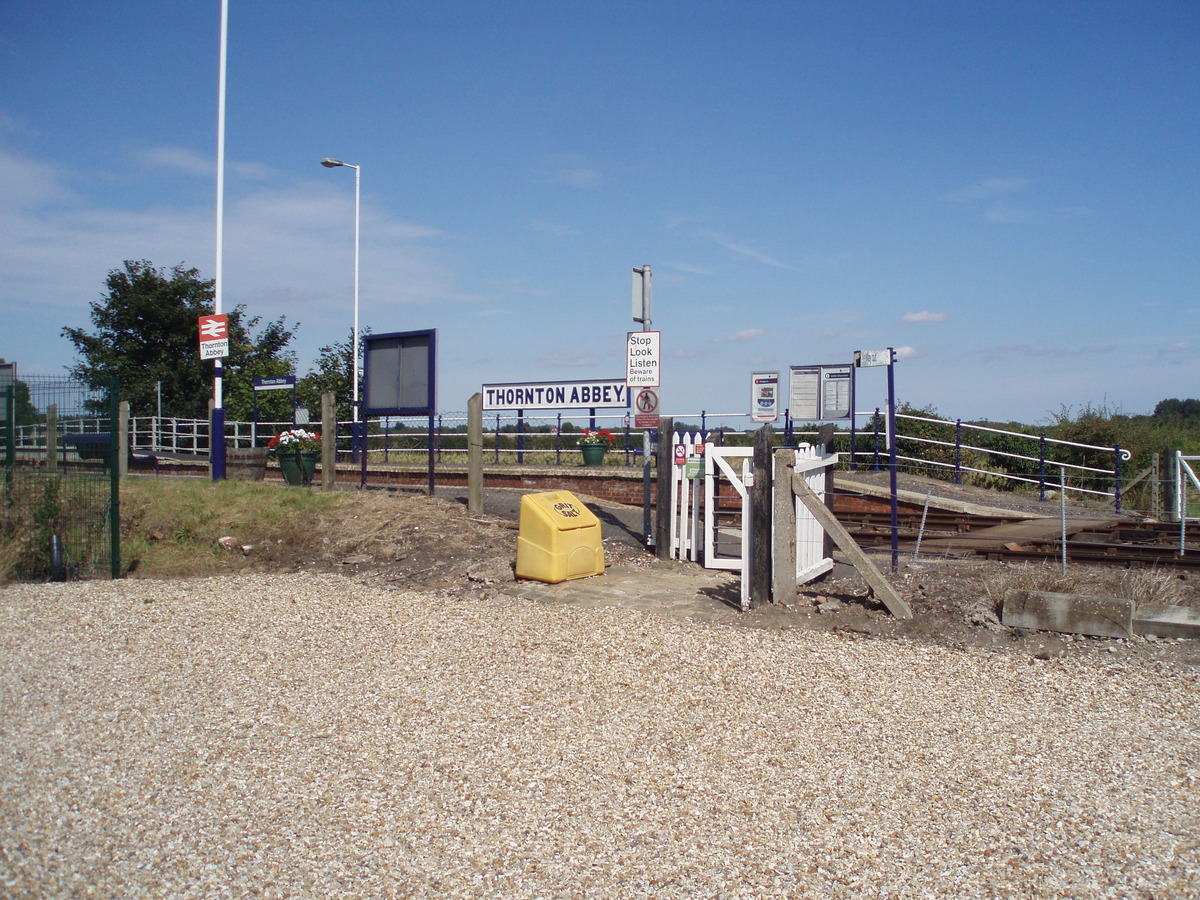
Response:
[634,387,660,428]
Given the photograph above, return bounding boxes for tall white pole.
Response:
[319,158,361,441]
[212,0,228,480]
[215,0,227,322]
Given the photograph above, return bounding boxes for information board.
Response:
[364,329,437,415]
[750,371,779,423]
[789,364,853,421]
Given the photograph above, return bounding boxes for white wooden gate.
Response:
[699,443,837,609]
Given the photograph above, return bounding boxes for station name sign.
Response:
[483,379,630,411]
[253,376,296,391]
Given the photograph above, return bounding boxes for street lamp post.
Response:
[320,157,361,457]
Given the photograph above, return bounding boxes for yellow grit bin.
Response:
[515,491,605,583]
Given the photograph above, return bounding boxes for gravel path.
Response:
[2,573,1197,899]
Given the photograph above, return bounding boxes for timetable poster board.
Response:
[750,371,779,423]
[789,364,853,421]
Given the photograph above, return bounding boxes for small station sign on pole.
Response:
[856,347,899,571]
[198,314,229,360]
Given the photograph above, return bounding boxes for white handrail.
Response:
[897,412,1132,461]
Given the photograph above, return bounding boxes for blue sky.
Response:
[1,1,1197,426]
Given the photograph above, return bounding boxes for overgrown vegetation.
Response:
[0,473,111,583]
[118,479,348,579]
[984,564,1186,612]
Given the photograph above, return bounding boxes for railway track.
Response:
[841,504,1200,569]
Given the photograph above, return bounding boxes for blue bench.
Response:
[65,433,111,462]
[64,433,159,473]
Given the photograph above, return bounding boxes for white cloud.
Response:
[553,167,601,189]
[987,342,1116,359]
[538,155,602,189]
[942,177,1032,203]
[527,218,582,237]
[136,146,213,177]
[538,349,600,367]
[893,345,920,360]
[712,328,766,344]
[0,114,37,139]
[666,261,710,276]
[902,311,948,323]
[0,146,78,209]
[133,146,274,182]
[985,200,1033,224]
[0,145,460,377]
[697,229,792,270]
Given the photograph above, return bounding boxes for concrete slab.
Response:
[1133,604,1200,639]
[1002,589,1134,639]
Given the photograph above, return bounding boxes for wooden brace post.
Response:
[791,473,913,619]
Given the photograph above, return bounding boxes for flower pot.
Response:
[277,450,319,486]
[580,444,607,467]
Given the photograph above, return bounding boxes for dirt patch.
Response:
[196,488,1200,668]
[203,487,650,594]
[733,557,1200,668]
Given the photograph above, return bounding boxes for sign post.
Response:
[630,264,657,548]
[856,347,899,571]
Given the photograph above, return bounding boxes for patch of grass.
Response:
[0,528,30,583]
[984,562,1190,615]
[984,564,1082,609]
[1,472,112,583]
[1118,569,1185,608]
[120,478,349,578]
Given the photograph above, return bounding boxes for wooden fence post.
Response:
[772,447,796,604]
[321,392,336,490]
[655,417,673,560]
[750,424,774,608]
[46,404,58,474]
[468,392,483,516]
[118,401,130,480]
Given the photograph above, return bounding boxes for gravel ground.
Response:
[2,573,1198,899]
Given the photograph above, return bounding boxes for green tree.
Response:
[1152,398,1200,421]
[61,260,298,420]
[297,328,368,423]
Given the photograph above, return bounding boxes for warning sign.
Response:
[634,387,660,428]
[626,331,661,388]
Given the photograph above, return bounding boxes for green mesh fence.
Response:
[2,375,120,581]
